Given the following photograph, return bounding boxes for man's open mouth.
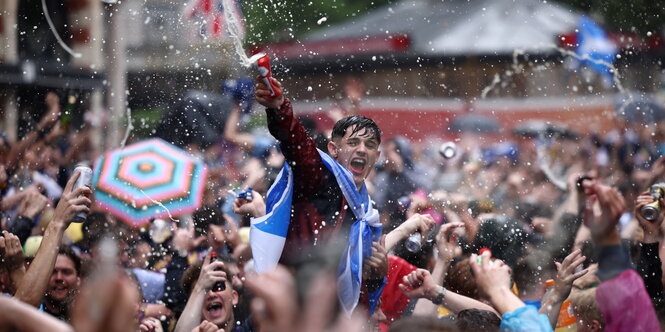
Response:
[349,158,366,174]
[206,301,224,316]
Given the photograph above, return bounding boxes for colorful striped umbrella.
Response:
[93,138,208,228]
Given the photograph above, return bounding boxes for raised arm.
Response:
[13,173,91,307]
[635,191,665,309]
[538,249,588,328]
[471,252,552,332]
[255,77,327,196]
[174,250,228,332]
[0,231,27,294]
[6,92,60,173]
[583,180,660,331]
[384,213,436,252]
[223,104,256,153]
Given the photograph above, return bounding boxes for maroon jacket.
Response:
[266,98,355,264]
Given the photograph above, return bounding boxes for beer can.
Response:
[72,163,93,223]
[405,232,422,253]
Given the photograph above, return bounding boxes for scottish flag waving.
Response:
[248,165,293,273]
[249,149,384,315]
[576,16,618,84]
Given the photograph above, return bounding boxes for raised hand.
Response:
[635,192,665,243]
[398,269,438,300]
[255,77,285,109]
[470,251,524,314]
[140,317,165,332]
[0,231,25,272]
[363,235,388,280]
[17,189,49,219]
[344,77,364,106]
[436,222,464,263]
[582,180,625,245]
[232,190,266,218]
[171,220,205,254]
[52,171,92,225]
[401,213,435,238]
[196,249,227,292]
[552,249,589,303]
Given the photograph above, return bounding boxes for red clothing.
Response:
[379,255,417,331]
[266,98,355,263]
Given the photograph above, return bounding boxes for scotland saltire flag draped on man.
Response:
[249,149,385,316]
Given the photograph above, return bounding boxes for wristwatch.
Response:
[431,285,446,306]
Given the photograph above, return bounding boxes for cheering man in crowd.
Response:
[252,76,387,315]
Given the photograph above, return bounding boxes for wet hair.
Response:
[570,288,604,329]
[445,258,479,300]
[474,215,527,268]
[456,309,501,332]
[80,212,114,250]
[58,246,82,276]
[331,115,381,144]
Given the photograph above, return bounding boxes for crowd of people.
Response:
[0,75,664,332]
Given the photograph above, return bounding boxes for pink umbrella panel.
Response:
[92,138,208,228]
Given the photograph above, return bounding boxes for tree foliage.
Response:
[242,0,664,45]
[556,0,665,33]
[242,0,393,45]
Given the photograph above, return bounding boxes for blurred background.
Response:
[1,0,664,147]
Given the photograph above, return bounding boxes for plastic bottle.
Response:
[544,279,577,331]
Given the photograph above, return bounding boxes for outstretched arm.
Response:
[399,268,498,316]
[256,77,327,196]
[384,213,436,251]
[0,295,73,332]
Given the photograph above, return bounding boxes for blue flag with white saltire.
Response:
[249,149,384,315]
[576,16,618,85]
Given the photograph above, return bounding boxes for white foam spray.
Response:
[222,0,252,68]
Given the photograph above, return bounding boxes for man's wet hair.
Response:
[331,115,381,144]
[58,246,82,276]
